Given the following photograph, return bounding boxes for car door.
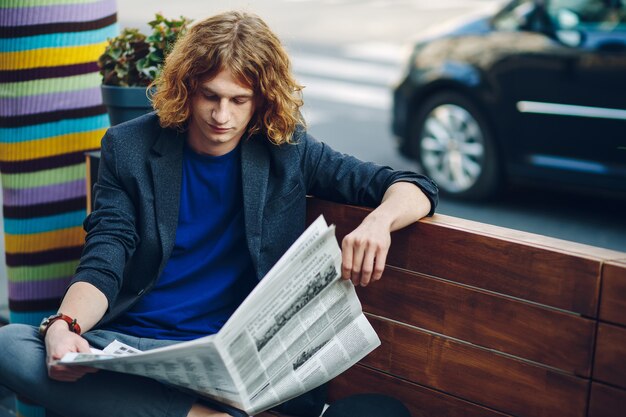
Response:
[509,0,626,190]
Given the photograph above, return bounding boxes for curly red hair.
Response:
[151,11,304,144]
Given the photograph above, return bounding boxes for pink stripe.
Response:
[9,276,71,301]
[0,87,103,117]
[3,179,85,206]
[0,0,117,26]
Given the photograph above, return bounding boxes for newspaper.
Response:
[59,215,381,415]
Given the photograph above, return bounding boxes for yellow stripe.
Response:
[5,227,85,253]
[0,42,108,70]
[0,129,105,161]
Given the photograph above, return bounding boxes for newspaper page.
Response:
[59,215,381,415]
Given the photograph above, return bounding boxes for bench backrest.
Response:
[307,198,626,417]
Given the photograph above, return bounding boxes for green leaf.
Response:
[98,13,192,86]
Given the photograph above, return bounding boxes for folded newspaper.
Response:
[59,215,381,415]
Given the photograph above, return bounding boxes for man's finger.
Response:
[372,245,388,282]
[359,247,376,287]
[350,239,366,286]
[49,365,97,381]
[341,237,354,280]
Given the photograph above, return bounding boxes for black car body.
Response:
[393,0,626,199]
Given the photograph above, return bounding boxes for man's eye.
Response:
[233,98,249,104]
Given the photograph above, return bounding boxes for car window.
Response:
[548,0,626,32]
[492,0,538,31]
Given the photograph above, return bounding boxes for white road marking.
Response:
[291,52,401,85]
[298,75,391,110]
[342,42,410,65]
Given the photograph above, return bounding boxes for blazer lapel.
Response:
[241,136,269,277]
[149,128,184,268]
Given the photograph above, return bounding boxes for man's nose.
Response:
[212,101,229,124]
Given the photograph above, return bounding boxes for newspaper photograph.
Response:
[59,215,381,415]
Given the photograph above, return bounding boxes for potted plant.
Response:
[99,13,192,125]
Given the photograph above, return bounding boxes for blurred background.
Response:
[1,0,625,318]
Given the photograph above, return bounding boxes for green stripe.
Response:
[7,259,79,282]
[0,72,101,98]
[0,0,100,8]
[2,163,85,189]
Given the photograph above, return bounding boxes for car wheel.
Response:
[411,91,499,200]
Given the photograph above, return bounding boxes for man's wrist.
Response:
[45,319,70,337]
[363,209,394,231]
[39,313,82,339]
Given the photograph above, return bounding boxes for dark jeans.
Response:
[0,324,247,417]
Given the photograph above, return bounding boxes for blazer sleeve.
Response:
[297,131,438,215]
[71,131,140,308]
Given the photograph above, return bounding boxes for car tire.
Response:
[411,91,500,200]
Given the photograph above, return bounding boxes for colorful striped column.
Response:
[0,1,117,414]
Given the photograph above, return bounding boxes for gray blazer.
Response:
[73,113,438,326]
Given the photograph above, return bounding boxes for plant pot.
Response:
[101,85,154,126]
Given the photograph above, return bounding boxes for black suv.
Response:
[393,0,626,199]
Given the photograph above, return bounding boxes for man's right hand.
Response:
[45,320,98,381]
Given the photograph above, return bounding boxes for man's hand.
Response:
[341,215,391,287]
[45,320,98,382]
[341,181,432,287]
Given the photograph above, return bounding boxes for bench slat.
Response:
[593,322,626,389]
[588,382,626,417]
[328,365,512,417]
[599,260,626,326]
[363,316,589,417]
[356,266,595,376]
[307,199,601,316]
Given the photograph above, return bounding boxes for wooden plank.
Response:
[599,260,626,326]
[588,382,626,417]
[593,322,626,389]
[355,266,595,376]
[328,365,511,417]
[422,213,625,260]
[363,316,589,417]
[306,198,601,316]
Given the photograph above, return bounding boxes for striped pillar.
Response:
[0,1,117,415]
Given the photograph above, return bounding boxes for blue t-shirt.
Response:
[106,143,257,340]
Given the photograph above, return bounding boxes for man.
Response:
[0,11,437,417]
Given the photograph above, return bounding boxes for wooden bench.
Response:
[86,154,626,416]
[298,198,626,417]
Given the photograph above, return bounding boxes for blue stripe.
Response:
[16,400,47,417]
[4,210,86,234]
[0,24,118,52]
[0,114,109,143]
[9,310,55,327]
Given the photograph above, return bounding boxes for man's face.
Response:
[187,68,256,156]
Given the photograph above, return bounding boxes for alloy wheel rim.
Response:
[419,104,485,193]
